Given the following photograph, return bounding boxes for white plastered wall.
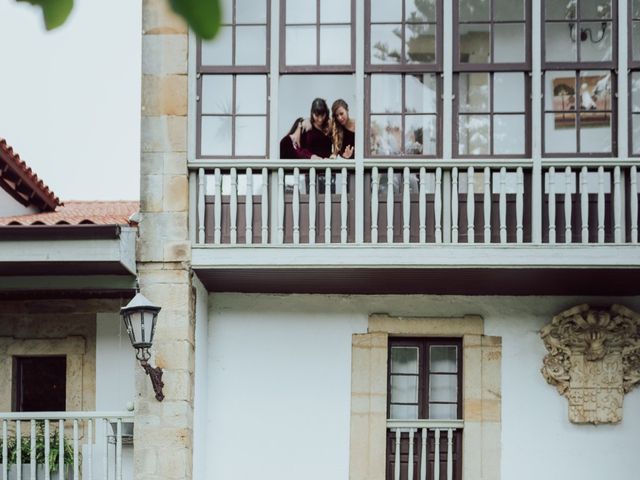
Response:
[0,187,38,217]
[197,293,640,480]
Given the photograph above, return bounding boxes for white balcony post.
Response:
[341,167,349,243]
[484,167,491,243]
[387,167,395,243]
[564,167,572,244]
[419,167,427,243]
[451,167,459,243]
[230,168,238,244]
[214,168,222,244]
[293,168,300,244]
[246,168,253,244]
[467,166,475,244]
[581,167,589,243]
[598,166,605,243]
[631,166,638,243]
[197,168,205,244]
[371,167,379,243]
[309,168,317,244]
[403,167,411,243]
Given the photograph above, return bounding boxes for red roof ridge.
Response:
[0,200,140,226]
[0,138,61,211]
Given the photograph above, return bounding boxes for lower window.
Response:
[386,338,462,480]
[12,356,66,412]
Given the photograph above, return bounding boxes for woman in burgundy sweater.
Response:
[299,98,332,159]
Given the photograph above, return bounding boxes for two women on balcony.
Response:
[279,98,355,160]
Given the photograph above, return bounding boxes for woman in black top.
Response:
[331,99,355,159]
[299,98,332,159]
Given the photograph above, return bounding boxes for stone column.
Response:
[137,1,193,479]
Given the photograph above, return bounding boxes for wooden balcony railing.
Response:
[189,160,639,246]
[386,419,463,480]
[0,411,134,480]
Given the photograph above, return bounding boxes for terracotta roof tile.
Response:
[0,201,139,226]
[0,138,61,211]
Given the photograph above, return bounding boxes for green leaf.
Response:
[17,0,74,30]
[170,0,221,40]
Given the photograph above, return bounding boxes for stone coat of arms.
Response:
[540,304,640,424]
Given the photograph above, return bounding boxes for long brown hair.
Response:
[331,99,349,154]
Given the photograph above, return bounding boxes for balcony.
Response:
[188,159,640,295]
[0,411,133,480]
[386,419,463,480]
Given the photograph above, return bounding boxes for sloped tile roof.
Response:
[0,138,61,211]
[0,201,139,226]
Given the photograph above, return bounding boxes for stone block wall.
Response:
[138,1,194,479]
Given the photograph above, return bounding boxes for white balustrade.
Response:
[191,163,640,247]
[0,412,133,480]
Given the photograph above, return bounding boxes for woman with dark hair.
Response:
[331,99,355,159]
[279,117,305,159]
[299,98,332,159]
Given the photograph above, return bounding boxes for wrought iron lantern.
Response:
[120,292,164,401]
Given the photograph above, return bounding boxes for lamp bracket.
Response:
[141,360,165,402]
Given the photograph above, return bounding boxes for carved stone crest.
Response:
[540,304,640,424]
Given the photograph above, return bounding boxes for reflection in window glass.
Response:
[429,403,458,419]
[580,0,611,19]
[459,73,490,113]
[494,0,524,21]
[369,74,439,156]
[236,117,267,156]
[391,375,419,403]
[370,0,439,67]
[494,73,524,112]
[458,0,490,22]
[458,115,490,155]
[236,76,267,115]
[202,75,233,114]
[494,115,526,154]
[633,73,640,155]
[459,24,491,64]
[545,23,577,62]
[284,0,353,68]
[236,0,267,23]
[579,22,612,62]
[430,346,457,372]
[429,374,457,402]
[236,26,267,65]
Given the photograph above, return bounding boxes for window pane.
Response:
[545,112,576,153]
[221,0,233,23]
[580,0,612,19]
[286,0,316,23]
[459,73,490,113]
[579,113,611,153]
[371,0,401,22]
[458,115,490,155]
[236,76,267,114]
[459,24,490,63]
[635,0,640,17]
[406,0,436,22]
[430,346,458,373]
[236,26,267,65]
[546,1,575,20]
[494,24,525,63]
[236,0,267,23]
[201,26,233,65]
[390,404,419,419]
[321,0,350,23]
[579,22,612,62]
[406,24,437,64]
[545,23,577,62]
[546,71,576,112]
[633,115,640,155]
[494,0,524,21]
[405,115,437,155]
[494,114,526,154]
[579,71,611,110]
[371,24,402,64]
[632,73,640,112]
[286,26,316,65]
[634,22,640,62]
[320,25,351,64]
[429,403,458,419]
[458,0,490,22]
[429,374,457,402]
[391,375,419,403]
[371,75,402,113]
[391,346,419,373]
[370,115,402,155]
[236,116,267,156]
[201,116,233,155]
[494,73,524,112]
[406,74,437,113]
[202,75,233,114]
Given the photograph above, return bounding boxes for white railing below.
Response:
[387,419,463,480]
[0,412,134,480]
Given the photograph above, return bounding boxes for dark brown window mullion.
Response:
[401,75,407,156]
[419,342,428,419]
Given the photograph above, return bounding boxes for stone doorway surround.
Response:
[349,314,502,480]
[0,336,87,412]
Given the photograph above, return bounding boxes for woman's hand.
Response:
[302,118,312,132]
[342,145,354,159]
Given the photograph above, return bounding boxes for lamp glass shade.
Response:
[120,293,161,350]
